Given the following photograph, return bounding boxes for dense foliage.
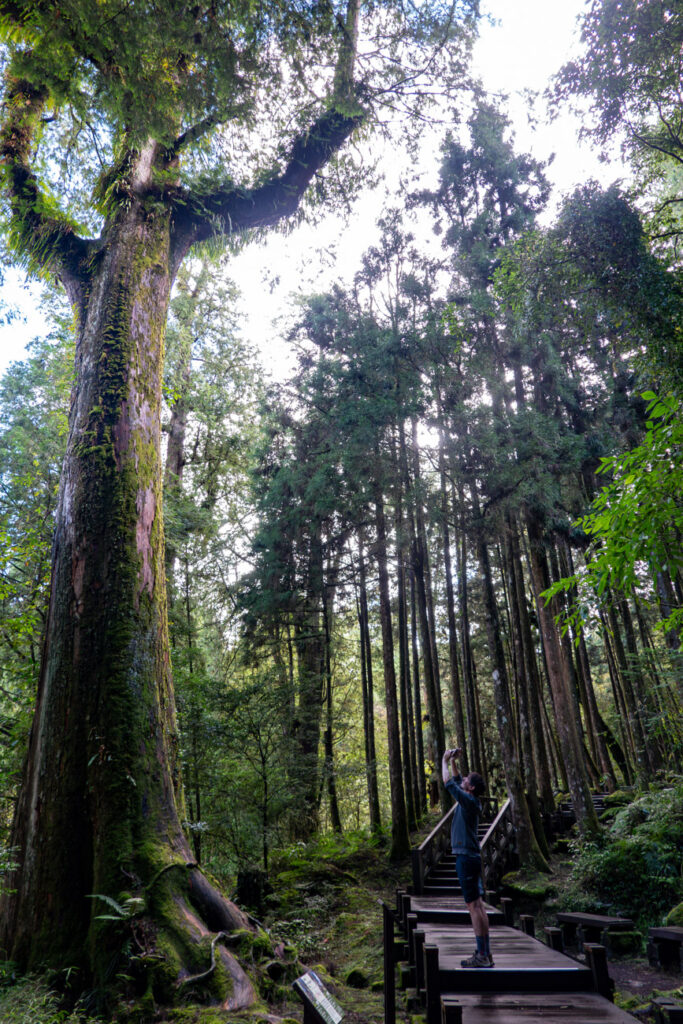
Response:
[563,786,683,924]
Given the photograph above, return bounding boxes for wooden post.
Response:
[406,913,418,961]
[501,896,514,927]
[401,893,412,936]
[412,847,424,894]
[584,943,614,1001]
[413,929,426,992]
[424,944,440,1024]
[544,926,564,952]
[520,914,535,937]
[441,996,463,1024]
[396,888,406,922]
[382,901,396,1024]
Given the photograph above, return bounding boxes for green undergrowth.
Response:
[259,826,405,1017]
[0,974,102,1024]
[0,824,412,1023]
[553,784,683,929]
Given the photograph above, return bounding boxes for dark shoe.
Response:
[460,951,494,968]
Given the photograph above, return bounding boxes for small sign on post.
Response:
[293,970,345,1024]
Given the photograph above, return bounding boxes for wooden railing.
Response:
[480,797,514,892]
[411,795,500,894]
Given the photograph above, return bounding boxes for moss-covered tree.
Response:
[0,0,477,1006]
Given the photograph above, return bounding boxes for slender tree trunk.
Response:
[525,511,600,838]
[400,423,445,808]
[292,525,325,838]
[503,518,551,855]
[604,596,650,782]
[393,437,417,830]
[457,489,485,779]
[357,537,381,831]
[374,481,410,859]
[410,570,428,815]
[470,486,549,870]
[619,594,663,770]
[508,516,555,812]
[656,570,683,700]
[411,418,445,749]
[437,406,468,766]
[322,581,342,833]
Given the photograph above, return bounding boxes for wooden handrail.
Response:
[411,792,501,893]
[480,797,512,851]
[416,805,455,853]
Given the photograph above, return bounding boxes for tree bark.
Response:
[470,485,548,870]
[437,405,468,768]
[373,481,410,859]
[525,511,600,838]
[357,536,382,831]
[0,199,254,1002]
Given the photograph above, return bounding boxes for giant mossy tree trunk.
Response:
[0,21,364,987]
[0,199,254,1002]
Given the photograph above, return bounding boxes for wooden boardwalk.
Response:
[383,808,642,1024]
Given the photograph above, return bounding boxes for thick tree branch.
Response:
[0,71,93,306]
[170,101,364,263]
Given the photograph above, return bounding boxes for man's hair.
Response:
[469,772,485,797]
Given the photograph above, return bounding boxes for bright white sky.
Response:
[0,0,621,381]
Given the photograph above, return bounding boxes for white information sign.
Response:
[294,970,344,1024]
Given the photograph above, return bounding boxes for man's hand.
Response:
[442,748,458,784]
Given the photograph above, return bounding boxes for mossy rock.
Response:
[501,871,556,908]
[613,992,648,1014]
[310,964,336,985]
[264,959,287,982]
[608,931,642,956]
[604,790,633,808]
[666,903,683,926]
[231,927,273,961]
[345,965,369,989]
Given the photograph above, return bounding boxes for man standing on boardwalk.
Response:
[441,748,493,968]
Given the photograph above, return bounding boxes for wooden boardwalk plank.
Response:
[420,923,591,970]
[405,896,505,927]
[440,991,640,1023]
[419,925,594,994]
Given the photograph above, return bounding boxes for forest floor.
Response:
[259,814,683,1024]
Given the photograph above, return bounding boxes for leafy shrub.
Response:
[566,786,683,925]
[0,976,101,1024]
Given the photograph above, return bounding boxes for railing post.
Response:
[411,847,424,895]
[585,943,614,1001]
[413,928,426,992]
[544,926,564,952]
[381,901,396,1024]
[441,997,463,1024]
[400,893,411,936]
[423,944,440,1024]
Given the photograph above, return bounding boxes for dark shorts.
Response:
[456,854,484,904]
